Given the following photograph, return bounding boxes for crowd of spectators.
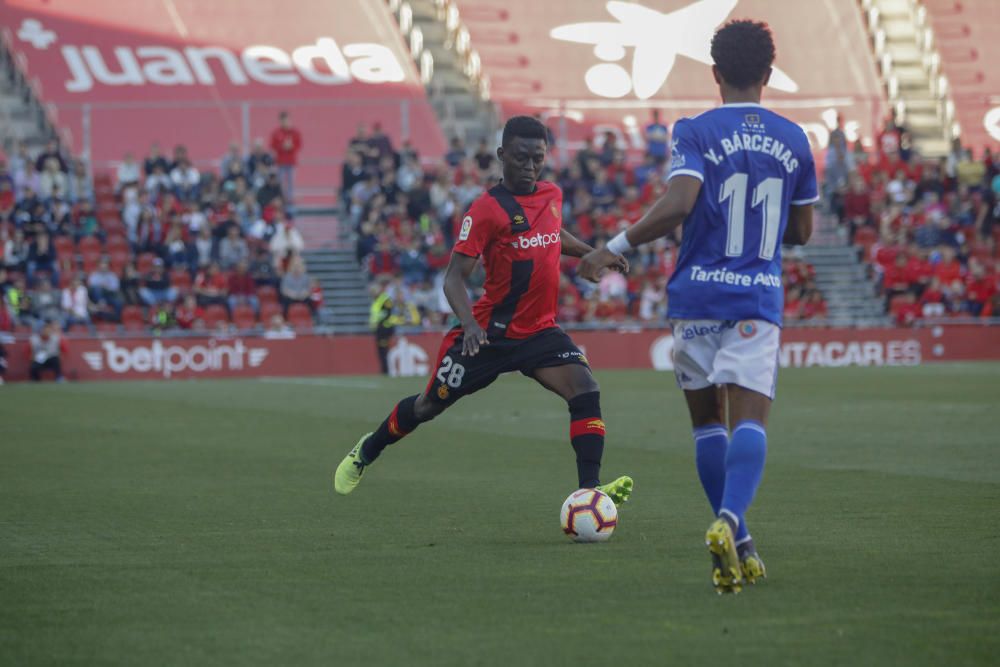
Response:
[825,113,1000,325]
[0,111,322,335]
[347,116,826,328]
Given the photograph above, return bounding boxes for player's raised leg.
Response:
[333,391,446,495]
[334,328,481,495]
[531,359,633,506]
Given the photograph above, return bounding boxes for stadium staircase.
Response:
[385,0,498,144]
[299,210,371,330]
[861,0,955,156]
[0,39,55,157]
[798,216,888,326]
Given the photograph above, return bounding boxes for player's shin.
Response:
[568,391,604,488]
[360,394,424,463]
[719,420,768,533]
[693,424,727,514]
[694,425,751,541]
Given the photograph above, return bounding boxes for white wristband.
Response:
[606,231,633,255]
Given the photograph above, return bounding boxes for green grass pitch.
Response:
[2,364,999,666]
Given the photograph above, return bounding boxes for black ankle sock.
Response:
[568,391,604,488]
[361,394,422,463]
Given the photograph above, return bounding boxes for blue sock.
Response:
[720,420,767,536]
[694,425,749,541]
[693,424,727,513]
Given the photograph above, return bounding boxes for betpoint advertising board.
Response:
[4,326,998,382]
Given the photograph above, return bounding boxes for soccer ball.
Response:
[560,488,617,542]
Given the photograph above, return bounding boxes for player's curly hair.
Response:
[710,19,776,90]
[502,115,548,146]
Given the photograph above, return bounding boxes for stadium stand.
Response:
[921,0,1000,154]
[2,0,997,338]
[827,114,999,323]
[455,0,886,152]
[0,0,447,207]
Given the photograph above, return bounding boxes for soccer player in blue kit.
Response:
[579,20,817,593]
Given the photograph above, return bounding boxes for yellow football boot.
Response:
[333,433,372,495]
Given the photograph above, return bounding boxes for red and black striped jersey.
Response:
[453,181,563,339]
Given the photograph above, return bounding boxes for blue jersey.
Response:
[666,103,818,326]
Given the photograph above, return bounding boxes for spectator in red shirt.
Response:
[174,293,204,330]
[0,179,14,222]
[309,278,324,314]
[964,261,996,316]
[893,292,921,326]
[883,253,912,305]
[227,261,258,315]
[902,246,932,292]
[842,173,872,239]
[269,111,302,206]
[784,286,803,322]
[871,232,900,277]
[801,291,829,320]
[919,277,946,317]
[933,247,963,285]
[193,262,229,308]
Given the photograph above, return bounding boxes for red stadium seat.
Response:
[96,321,119,335]
[136,253,156,274]
[78,236,102,255]
[259,301,282,324]
[109,251,129,274]
[169,269,192,293]
[105,235,129,254]
[81,251,101,273]
[101,216,126,234]
[287,303,313,330]
[202,304,229,329]
[53,235,75,257]
[93,172,113,188]
[121,305,145,331]
[854,226,877,245]
[232,305,257,330]
[888,295,909,314]
[970,243,994,263]
[256,285,278,304]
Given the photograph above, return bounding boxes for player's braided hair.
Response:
[710,19,776,90]
[502,115,548,146]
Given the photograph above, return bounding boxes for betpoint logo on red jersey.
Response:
[82,340,269,378]
[16,19,406,92]
[512,232,561,250]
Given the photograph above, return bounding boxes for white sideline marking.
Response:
[257,377,382,389]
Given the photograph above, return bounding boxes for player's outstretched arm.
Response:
[783,204,814,246]
[560,229,629,273]
[577,175,701,282]
[443,252,489,356]
[559,228,595,258]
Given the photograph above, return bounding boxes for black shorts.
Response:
[425,326,589,405]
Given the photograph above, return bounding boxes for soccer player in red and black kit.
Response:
[334,116,634,505]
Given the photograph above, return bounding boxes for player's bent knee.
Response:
[567,389,601,414]
[414,394,446,422]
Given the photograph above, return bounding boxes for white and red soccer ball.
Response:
[560,488,617,542]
